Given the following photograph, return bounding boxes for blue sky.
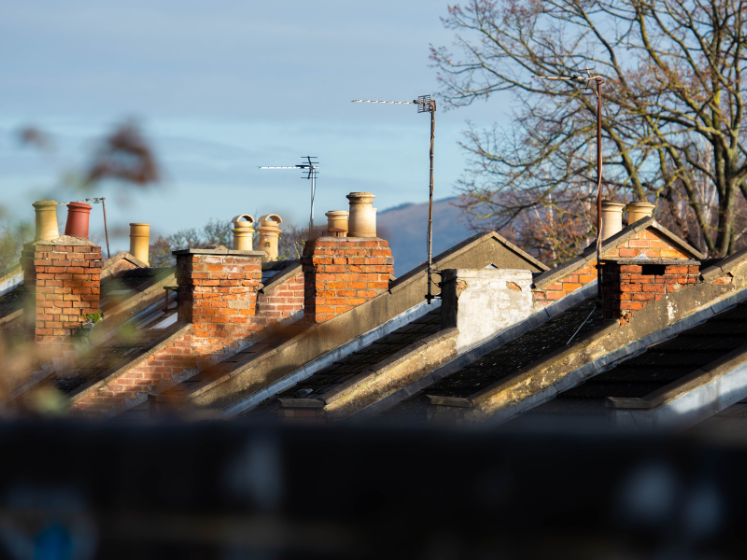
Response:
[0,0,511,250]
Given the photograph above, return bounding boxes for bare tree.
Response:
[435,0,747,258]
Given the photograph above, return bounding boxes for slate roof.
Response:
[384,296,606,423]
[244,307,443,418]
[509,296,747,425]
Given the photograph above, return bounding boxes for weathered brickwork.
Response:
[74,333,197,413]
[21,241,102,343]
[601,261,700,324]
[74,250,304,414]
[302,237,394,324]
[176,251,263,354]
[533,228,694,307]
[255,270,305,325]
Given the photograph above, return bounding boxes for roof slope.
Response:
[244,307,443,419]
[509,296,747,428]
[383,296,606,424]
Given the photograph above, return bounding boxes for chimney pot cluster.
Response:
[600,199,657,240]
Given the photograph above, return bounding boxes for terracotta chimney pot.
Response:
[129,223,151,265]
[627,200,656,224]
[601,200,626,240]
[346,192,377,238]
[325,211,349,236]
[64,202,92,239]
[257,214,283,262]
[232,214,256,251]
[32,200,60,241]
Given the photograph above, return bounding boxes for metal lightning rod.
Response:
[536,69,605,304]
[260,157,319,240]
[352,96,437,304]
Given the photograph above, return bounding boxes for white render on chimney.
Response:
[442,268,534,354]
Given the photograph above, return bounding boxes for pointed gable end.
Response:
[533,218,704,307]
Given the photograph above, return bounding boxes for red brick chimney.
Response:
[601,259,700,324]
[174,248,265,353]
[21,238,102,343]
[301,237,394,324]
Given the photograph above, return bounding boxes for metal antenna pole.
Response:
[353,95,437,303]
[536,70,605,304]
[426,98,436,303]
[260,157,319,241]
[83,197,111,260]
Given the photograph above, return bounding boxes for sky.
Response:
[0,0,512,250]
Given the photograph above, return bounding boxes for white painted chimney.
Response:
[441,269,534,354]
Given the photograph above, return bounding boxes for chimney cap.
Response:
[258,214,282,225]
[232,214,255,225]
[346,192,375,199]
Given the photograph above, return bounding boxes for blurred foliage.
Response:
[0,222,34,277]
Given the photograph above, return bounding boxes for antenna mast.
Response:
[352,95,438,303]
[536,69,605,303]
[260,157,319,240]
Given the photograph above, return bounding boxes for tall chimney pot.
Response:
[64,202,92,239]
[129,223,151,265]
[346,192,377,238]
[325,211,349,236]
[601,200,625,240]
[627,200,656,224]
[232,214,255,251]
[257,214,283,262]
[32,201,60,241]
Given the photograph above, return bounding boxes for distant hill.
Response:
[377,197,477,276]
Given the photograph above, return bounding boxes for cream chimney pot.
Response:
[32,201,60,241]
[257,214,283,262]
[346,192,377,238]
[601,201,626,240]
[129,223,151,265]
[232,214,256,251]
[325,211,349,235]
[626,200,656,224]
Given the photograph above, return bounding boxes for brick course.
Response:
[533,228,694,307]
[21,241,102,343]
[601,261,700,324]
[302,237,394,323]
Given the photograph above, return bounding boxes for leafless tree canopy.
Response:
[434,0,747,261]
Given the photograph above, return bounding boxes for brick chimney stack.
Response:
[601,259,700,324]
[302,237,393,324]
[174,248,265,353]
[21,237,102,343]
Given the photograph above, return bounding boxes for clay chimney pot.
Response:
[325,211,349,236]
[601,200,626,240]
[64,202,93,239]
[346,192,377,238]
[32,200,60,241]
[626,200,656,224]
[257,214,283,262]
[129,223,151,265]
[232,214,256,251]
